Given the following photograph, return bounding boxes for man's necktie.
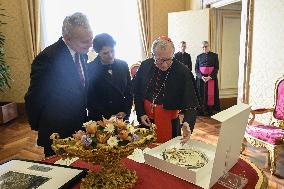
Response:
[75,53,85,87]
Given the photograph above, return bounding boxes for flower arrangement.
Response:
[72,117,152,149]
[51,117,156,189]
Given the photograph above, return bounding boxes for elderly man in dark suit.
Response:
[25,12,93,157]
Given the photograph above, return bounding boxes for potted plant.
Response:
[0,6,17,124]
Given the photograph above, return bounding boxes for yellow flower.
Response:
[107,136,119,147]
[127,124,136,134]
[104,123,115,133]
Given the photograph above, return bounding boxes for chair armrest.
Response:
[248,108,274,125]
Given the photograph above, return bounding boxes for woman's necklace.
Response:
[107,64,112,75]
[101,61,113,75]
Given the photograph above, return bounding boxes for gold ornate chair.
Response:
[130,62,141,115]
[243,75,284,174]
[130,62,141,79]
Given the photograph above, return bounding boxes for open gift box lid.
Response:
[144,103,251,189]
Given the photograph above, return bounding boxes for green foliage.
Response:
[0,6,11,92]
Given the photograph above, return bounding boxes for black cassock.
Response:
[134,58,199,135]
[174,52,192,71]
[195,52,220,114]
[87,56,132,121]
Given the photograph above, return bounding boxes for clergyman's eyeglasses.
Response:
[154,57,172,64]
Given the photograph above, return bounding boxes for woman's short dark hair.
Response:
[93,33,116,53]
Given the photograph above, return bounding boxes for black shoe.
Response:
[198,111,205,116]
[204,111,213,117]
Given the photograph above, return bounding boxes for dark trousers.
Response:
[43,144,55,157]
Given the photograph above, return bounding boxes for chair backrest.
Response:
[130,62,141,78]
[273,75,284,125]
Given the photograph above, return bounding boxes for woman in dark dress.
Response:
[87,33,132,121]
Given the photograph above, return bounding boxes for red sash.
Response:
[200,66,214,106]
[144,99,179,143]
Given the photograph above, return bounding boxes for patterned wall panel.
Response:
[249,0,284,123]
[220,15,240,97]
[168,9,210,76]
[0,0,30,103]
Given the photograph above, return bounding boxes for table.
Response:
[44,155,267,189]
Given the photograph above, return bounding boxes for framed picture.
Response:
[0,159,87,189]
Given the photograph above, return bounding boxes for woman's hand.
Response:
[140,115,151,126]
[116,112,126,119]
[180,122,191,145]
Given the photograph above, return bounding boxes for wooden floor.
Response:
[1,115,284,188]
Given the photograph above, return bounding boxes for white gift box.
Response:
[144,103,251,189]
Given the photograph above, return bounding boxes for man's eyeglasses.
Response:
[202,45,208,48]
[154,57,172,63]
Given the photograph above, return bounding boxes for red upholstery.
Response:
[274,79,284,120]
[245,76,284,145]
[246,125,284,145]
[130,63,140,78]
[131,66,139,78]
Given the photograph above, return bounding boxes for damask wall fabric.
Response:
[150,0,185,43]
[0,0,31,102]
[249,0,284,123]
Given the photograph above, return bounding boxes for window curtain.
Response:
[137,0,152,59]
[20,0,41,63]
[209,8,218,54]
[242,0,254,103]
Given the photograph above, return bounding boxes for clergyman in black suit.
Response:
[25,12,93,157]
[174,41,192,71]
[195,41,220,116]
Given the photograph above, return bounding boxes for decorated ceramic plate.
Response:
[162,148,209,169]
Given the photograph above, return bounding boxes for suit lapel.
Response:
[58,39,82,86]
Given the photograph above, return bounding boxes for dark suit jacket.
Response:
[87,56,132,121]
[25,37,88,148]
[174,52,192,71]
